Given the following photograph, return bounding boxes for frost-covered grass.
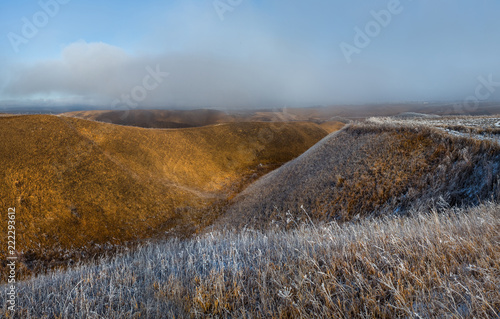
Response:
[368,115,500,144]
[1,204,499,318]
[222,122,500,230]
[368,115,500,128]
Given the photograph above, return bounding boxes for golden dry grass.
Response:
[0,115,331,280]
[319,120,347,133]
[0,116,498,318]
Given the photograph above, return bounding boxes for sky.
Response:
[1,0,500,110]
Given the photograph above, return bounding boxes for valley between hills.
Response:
[0,108,499,318]
[0,112,333,278]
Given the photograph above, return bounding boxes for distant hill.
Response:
[392,112,440,119]
[220,123,500,229]
[61,109,236,128]
[0,115,330,277]
[61,108,349,129]
[63,104,473,129]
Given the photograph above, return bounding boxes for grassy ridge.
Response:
[222,123,500,229]
[1,116,499,318]
[61,109,236,129]
[1,204,498,318]
[0,115,329,279]
[61,108,351,130]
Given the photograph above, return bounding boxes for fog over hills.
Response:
[1,0,500,316]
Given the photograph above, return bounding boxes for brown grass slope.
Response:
[0,115,329,279]
[221,123,500,229]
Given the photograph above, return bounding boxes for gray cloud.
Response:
[2,0,500,109]
[2,41,341,109]
[4,38,500,110]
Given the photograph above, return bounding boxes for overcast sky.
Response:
[1,0,500,109]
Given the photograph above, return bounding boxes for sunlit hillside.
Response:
[0,114,331,279]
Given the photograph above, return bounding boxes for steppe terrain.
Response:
[0,113,331,278]
[1,109,499,318]
[222,118,500,229]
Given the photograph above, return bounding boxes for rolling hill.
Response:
[0,114,331,278]
[1,116,498,318]
[61,109,236,128]
[220,122,500,229]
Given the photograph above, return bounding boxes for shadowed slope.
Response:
[62,108,347,129]
[61,109,236,128]
[221,123,500,229]
[0,115,329,278]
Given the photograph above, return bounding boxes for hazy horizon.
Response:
[1,0,500,110]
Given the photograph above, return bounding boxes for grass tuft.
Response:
[1,203,498,318]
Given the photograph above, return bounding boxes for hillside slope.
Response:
[0,115,329,277]
[220,123,500,229]
[3,204,498,318]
